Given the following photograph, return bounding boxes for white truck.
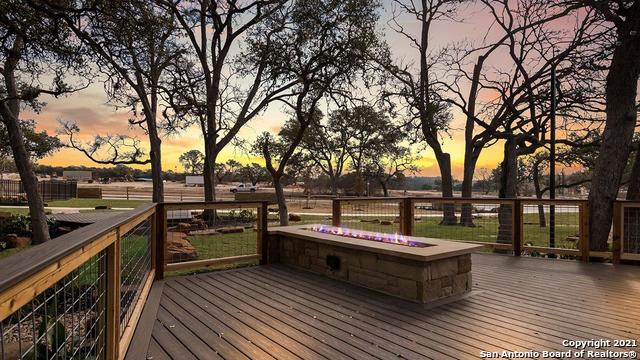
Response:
[229,183,257,193]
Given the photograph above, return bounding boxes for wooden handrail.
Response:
[0,203,156,295]
[0,203,157,360]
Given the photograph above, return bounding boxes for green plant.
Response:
[25,315,67,360]
[1,215,30,236]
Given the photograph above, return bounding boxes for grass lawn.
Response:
[0,207,30,215]
[0,247,25,259]
[47,198,148,208]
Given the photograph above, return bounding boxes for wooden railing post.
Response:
[579,202,590,262]
[105,231,121,360]
[258,202,269,265]
[512,199,522,256]
[612,201,622,264]
[400,198,414,236]
[155,203,166,280]
[332,199,341,227]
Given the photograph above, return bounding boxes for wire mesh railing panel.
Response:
[623,205,640,254]
[521,203,582,252]
[412,200,513,247]
[165,206,259,265]
[339,201,400,235]
[119,217,152,336]
[1,251,107,360]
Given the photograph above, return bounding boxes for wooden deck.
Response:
[127,254,640,360]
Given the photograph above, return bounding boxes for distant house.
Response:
[63,170,93,181]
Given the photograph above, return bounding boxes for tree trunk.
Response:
[460,56,485,227]
[0,36,50,244]
[380,180,389,197]
[498,139,518,245]
[434,150,457,225]
[330,176,338,196]
[273,175,288,226]
[460,151,479,227]
[203,143,217,202]
[627,150,640,200]
[532,165,546,227]
[149,131,164,203]
[588,6,640,251]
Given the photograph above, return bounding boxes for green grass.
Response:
[0,247,26,259]
[0,207,30,215]
[47,199,148,208]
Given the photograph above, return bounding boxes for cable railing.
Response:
[0,197,638,359]
[0,204,156,360]
[330,197,640,262]
[157,201,269,274]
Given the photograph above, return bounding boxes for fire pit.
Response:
[269,224,482,303]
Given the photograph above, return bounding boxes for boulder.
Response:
[188,229,219,236]
[165,232,198,262]
[4,234,31,248]
[289,213,302,222]
[218,227,245,234]
[177,222,191,230]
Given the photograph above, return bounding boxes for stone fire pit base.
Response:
[278,235,473,303]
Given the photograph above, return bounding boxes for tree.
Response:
[237,163,270,185]
[363,143,418,197]
[295,114,350,196]
[375,0,465,224]
[437,1,599,227]
[157,0,297,203]
[584,1,640,250]
[250,0,381,225]
[0,1,86,244]
[0,120,61,160]
[179,150,204,175]
[46,0,183,203]
[224,160,242,181]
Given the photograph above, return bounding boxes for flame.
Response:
[309,225,428,248]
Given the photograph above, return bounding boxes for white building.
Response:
[63,170,93,181]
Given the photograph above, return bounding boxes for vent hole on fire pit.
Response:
[326,255,341,271]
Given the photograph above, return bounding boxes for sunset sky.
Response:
[28,1,562,178]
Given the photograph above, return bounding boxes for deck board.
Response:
[131,254,640,359]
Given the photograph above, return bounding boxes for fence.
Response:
[158,201,268,274]
[0,198,637,359]
[0,204,156,360]
[619,201,640,261]
[329,197,640,262]
[0,179,77,202]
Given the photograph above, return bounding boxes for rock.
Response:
[165,232,198,262]
[188,229,219,236]
[380,220,393,226]
[177,222,191,230]
[218,227,245,234]
[5,234,31,248]
[289,213,302,222]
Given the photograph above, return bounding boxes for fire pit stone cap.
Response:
[269,224,483,262]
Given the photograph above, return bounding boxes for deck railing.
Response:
[157,201,269,275]
[619,201,640,261]
[331,197,640,263]
[0,197,637,359]
[0,204,156,360]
